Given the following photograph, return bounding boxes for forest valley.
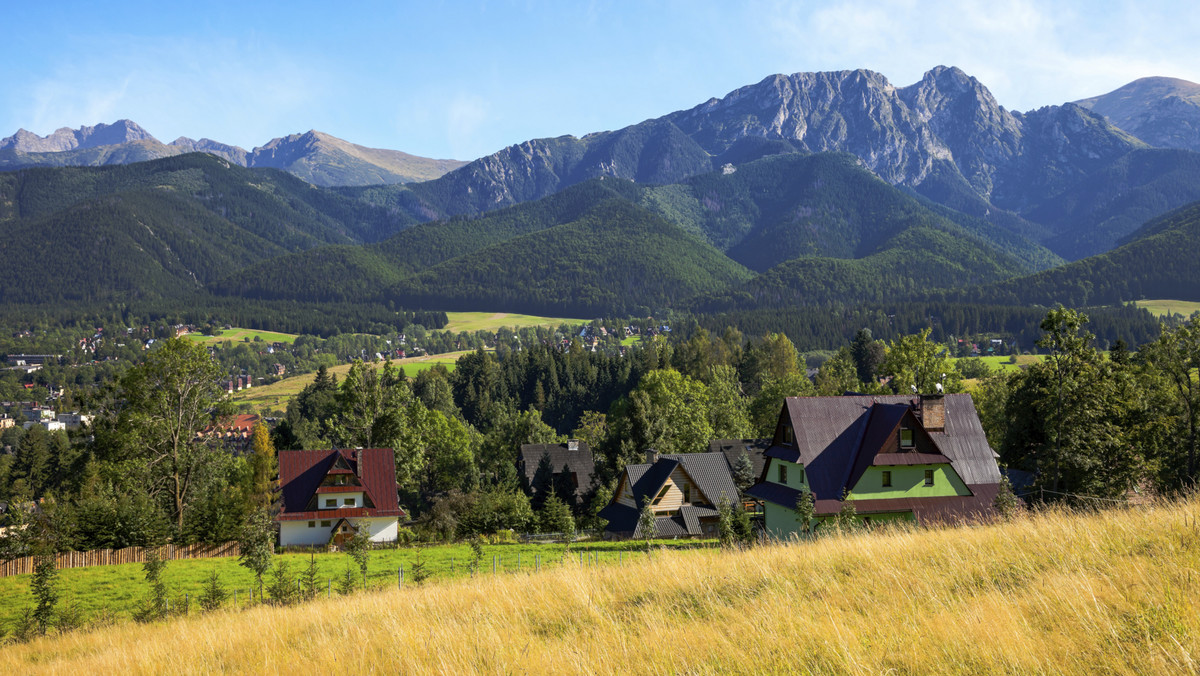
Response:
[1,306,1199,560]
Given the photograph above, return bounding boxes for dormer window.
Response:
[783,425,795,445]
[900,428,914,449]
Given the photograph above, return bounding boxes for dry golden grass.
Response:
[6,498,1199,674]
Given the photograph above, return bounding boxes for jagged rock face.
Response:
[1075,76,1200,152]
[0,119,155,152]
[433,65,1139,218]
[169,137,250,165]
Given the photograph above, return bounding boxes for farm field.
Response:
[184,327,299,346]
[1134,299,1200,318]
[440,311,581,333]
[3,498,1196,673]
[0,538,707,629]
[230,352,470,415]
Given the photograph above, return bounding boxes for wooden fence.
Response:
[0,541,240,577]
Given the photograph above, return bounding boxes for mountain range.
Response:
[4,66,1200,321]
[0,121,466,187]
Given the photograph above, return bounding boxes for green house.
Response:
[747,394,1002,537]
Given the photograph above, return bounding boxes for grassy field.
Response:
[184,328,299,346]
[440,311,581,333]
[953,354,1044,374]
[230,352,470,415]
[4,498,1198,673]
[0,538,706,629]
[1135,299,1200,319]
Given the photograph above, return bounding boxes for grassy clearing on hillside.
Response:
[5,498,1199,674]
[0,539,702,629]
[952,354,1044,373]
[1135,299,1200,318]
[183,328,298,346]
[440,311,580,333]
[230,352,468,415]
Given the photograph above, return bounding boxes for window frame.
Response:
[778,463,788,484]
[320,520,331,527]
[307,520,315,528]
[344,497,356,507]
[900,428,914,449]
[924,469,935,487]
[881,470,892,487]
[325,498,337,508]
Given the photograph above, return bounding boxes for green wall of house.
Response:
[850,464,970,499]
[765,458,809,491]
[762,501,914,540]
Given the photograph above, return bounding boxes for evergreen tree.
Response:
[198,570,228,611]
[732,500,754,546]
[850,329,886,385]
[552,462,577,510]
[529,452,555,511]
[136,548,168,622]
[344,527,371,587]
[539,494,575,538]
[832,490,858,532]
[409,547,431,586]
[29,551,58,635]
[266,559,298,605]
[717,495,736,549]
[993,475,1020,520]
[300,554,320,601]
[732,451,755,496]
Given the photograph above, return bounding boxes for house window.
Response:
[320,520,331,527]
[798,468,805,485]
[651,485,671,506]
[307,521,315,528]
[924,469,935,486]
[682,484,691,504]
[882,471,892,487]
[778,464,788,484]
[325,498,336,508]
[345,497,356,507]
[900,428,914,449]
[783,426,795,445]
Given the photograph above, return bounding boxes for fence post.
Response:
[328,579,332,598]
[398,566,403,588]
[492,556,496,574]
[536,554,540,572]
[517,552,520,570]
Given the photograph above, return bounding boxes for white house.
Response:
[276,448,406,547]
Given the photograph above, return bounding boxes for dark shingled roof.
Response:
[517,441,595,499]
[708,439,770,477]
[277,449,405,521]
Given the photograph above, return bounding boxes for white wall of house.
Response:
[278,516,398,546]
[317,492,364,510]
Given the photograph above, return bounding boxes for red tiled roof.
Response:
[277,449,404,520]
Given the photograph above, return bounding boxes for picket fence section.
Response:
[0,541,240,577]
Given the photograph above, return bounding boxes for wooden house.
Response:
[276,448,406,546]
[747,394,1002,537]
[599,450,740,539]
[517,440,595,506]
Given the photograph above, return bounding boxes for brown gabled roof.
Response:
[277,449,405,520]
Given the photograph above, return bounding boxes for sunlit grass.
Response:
[440,311,581,333]
[1135,299,1200,319]
[5,497,1198,674]
[183,328,299,345]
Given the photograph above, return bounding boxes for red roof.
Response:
[277,449,405,520]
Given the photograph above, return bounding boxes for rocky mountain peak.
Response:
[0,119,158,152]
[1074,76,1200,152]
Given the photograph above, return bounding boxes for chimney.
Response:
[645,448,659,465]
[919,394,946,432]
[567,439,579,452]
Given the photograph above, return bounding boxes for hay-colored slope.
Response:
[440,311,580,333]
[1135,299,1200,318]
[5,500,1199,674]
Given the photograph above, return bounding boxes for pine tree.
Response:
[344,527,371,588]
[300,554,320,600]
[732,451,755,495]
[717,495,736,549]
[410,547,430,586]
[136,548,168,622]
[468,536,484,576]
[198,570,228,611]
[993,474,1020,520]
[266,560,297,605]
[30,553,58,635]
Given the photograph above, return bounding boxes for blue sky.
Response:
[3,0,1198,161]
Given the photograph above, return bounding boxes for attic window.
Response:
[651,485,671,506]
[682,484,692,504]
[900,428,914,449]
[882,471,892,487]
[783,426,795,445]
[925,469,935,486]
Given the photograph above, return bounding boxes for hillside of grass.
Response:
[3,498,1197,673]
[1135,299,1200,319]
